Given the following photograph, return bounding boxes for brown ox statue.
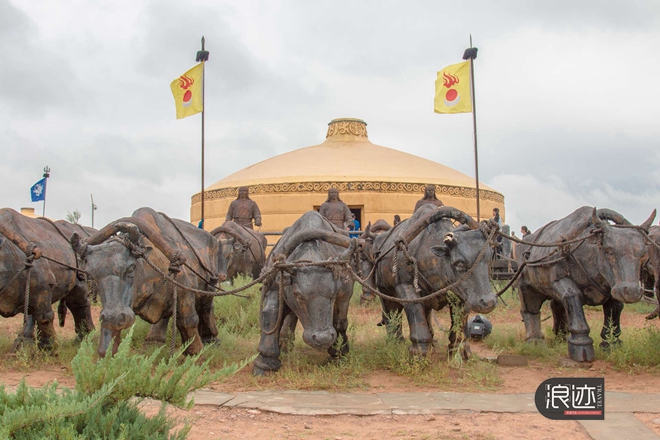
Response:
[516,207,655,363]
[0,208,94,349]
[643,223,660,320]
[253,211,363,375]
[210,220,267,282]
[363,205,497,359]
[71,207,226,357]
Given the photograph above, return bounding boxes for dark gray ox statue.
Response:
[71,207,225,357]
[0,208,94,349]
[516,207,655,363]
[642,223,660,320]
[364,205,497,358]
[210,220,267,281]
[253,211,361,376]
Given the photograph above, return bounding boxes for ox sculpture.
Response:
[253,211,361,375]
[71,207,226,357]
[516,207,655,363]
[363,205,498,359]
[211,220,267,282]
[0,208,94,349]
[640,223,660,320]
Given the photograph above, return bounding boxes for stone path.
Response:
[193,389,660,439]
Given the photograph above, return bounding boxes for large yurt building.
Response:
[191,118,504,241]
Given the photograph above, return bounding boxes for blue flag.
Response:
[30,178,47,202]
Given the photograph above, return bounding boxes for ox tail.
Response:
[57,299,67,327]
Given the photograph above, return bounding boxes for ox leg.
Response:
[146,318,169,344]
[378,296,404,342]
[554,278,594,362]
[254,289,284,375]
[196,295,219,345]
[448,302,470,360]
[33,295,57,350]
[396,284,433,357]
[66,284,95,341]
[279,313,297,353]
[646,277,660,320]
[175,294,203,355]
[550,299,568,339]
[600,297,623,349]
[518,286,546,342]
[11,315,36,352]
[328,294,351,358]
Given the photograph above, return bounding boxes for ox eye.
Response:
[126,264,136,276]
[454,261,468,272]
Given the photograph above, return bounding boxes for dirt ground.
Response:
[2,305,660,439]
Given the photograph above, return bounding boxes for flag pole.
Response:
[463,36,480,222]
[91,194,97,228]
[196,37,210,229]
[42,166,50,217]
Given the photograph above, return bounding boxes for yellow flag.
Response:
[170,63,204,119]
[434,61,472,114]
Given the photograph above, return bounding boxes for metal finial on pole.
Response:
[91,194,97,228]
[42,166,50,217]
[462,38,480,222]
[196,37,209,229]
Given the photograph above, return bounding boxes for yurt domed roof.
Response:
[207,118,497,192]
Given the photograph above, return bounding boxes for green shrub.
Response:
[0,327,254,439]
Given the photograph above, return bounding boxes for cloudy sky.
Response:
[2,0,659,233]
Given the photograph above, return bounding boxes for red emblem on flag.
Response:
[178,75,195,107]
[442,71,460,107]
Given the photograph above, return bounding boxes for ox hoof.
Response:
[408,342,432,357]
[202,337,220,346]
[253,355,281,376]
[10,336,35,353]
[599,339,622,351]
[448,344,471,360]
[568,341,595,363]
[252,365,273,376]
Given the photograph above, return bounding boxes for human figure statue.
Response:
[414,184,444,212]
[521,225,531,237]
[319,188,352,230]
[226,186,262,229]
[393,214,401,226]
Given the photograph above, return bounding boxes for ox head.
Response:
[410,208,497,314]
[588,208,655,303]
[71,220,151,357]
[270,229,361,351]
[210,225,247,282]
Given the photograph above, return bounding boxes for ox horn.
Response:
[85,217,185,265]
[338,238,359,261]
[591,208,604,228]
[640,209,657,232]
[360,222,375,241]
[279,229,363,258]
[400,207,479,245]
[115,222,140,244]
[209,225,248,247]
[596,209,632,226]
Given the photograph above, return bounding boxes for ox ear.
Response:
[430,244,450,257]
[70,232,88,257]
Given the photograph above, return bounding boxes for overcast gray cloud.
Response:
[1,0,659,233]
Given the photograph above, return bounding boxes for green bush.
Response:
[0,327,254,439]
